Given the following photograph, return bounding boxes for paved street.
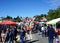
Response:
[27,33,60,43]
[28,33,49,43]
[0,33,60,43]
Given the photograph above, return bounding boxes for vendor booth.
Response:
[46,18,60,24]
[46,18,60,35]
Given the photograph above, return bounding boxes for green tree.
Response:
[5,16,12,20]
[47,6,60,20]
[14,16,22,22]
[34,14,47,21]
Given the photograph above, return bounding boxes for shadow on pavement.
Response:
[28,40,39,43]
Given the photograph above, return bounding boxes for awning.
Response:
[46,18,60,24]
[0,20,17,25]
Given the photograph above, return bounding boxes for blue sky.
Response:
[0,0,60,18]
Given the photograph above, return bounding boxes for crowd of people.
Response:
[0,17,60,43]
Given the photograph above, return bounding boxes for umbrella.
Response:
[0,22,2,25]
[0,20,17,25]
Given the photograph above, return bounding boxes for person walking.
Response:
[5,28,11,43]
[1,30,6,43]
[47,25,55,43]
[41,25,45,37]
[19,25,26,43]
[55,28,59,43]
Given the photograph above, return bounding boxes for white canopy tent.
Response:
[46,18,60,24]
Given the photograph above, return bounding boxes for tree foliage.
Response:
[13,16,22,22]
[34,14,47,21]
[6,16,12,19]
[46,6,60,20]
[35,6,60,21]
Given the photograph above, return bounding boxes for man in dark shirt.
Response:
[47,25,55,43]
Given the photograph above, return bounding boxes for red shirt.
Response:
[26,26,30,30]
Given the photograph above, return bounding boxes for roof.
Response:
[46,18,60,24]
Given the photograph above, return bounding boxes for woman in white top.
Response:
[1,30,6,43]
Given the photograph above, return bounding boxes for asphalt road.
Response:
[27,33,60,43]
[0,33,60,43]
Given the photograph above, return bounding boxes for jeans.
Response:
[42,31,45,37]
[37,29,40,35]
[20,35,25,43]
[6,39,11,43]
[48,38,53,43]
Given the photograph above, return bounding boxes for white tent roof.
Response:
[46,18,60,24]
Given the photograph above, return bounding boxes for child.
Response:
[56,38,59,43]
[55,28,59,43]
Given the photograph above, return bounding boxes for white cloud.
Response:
[46,0,60,6]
